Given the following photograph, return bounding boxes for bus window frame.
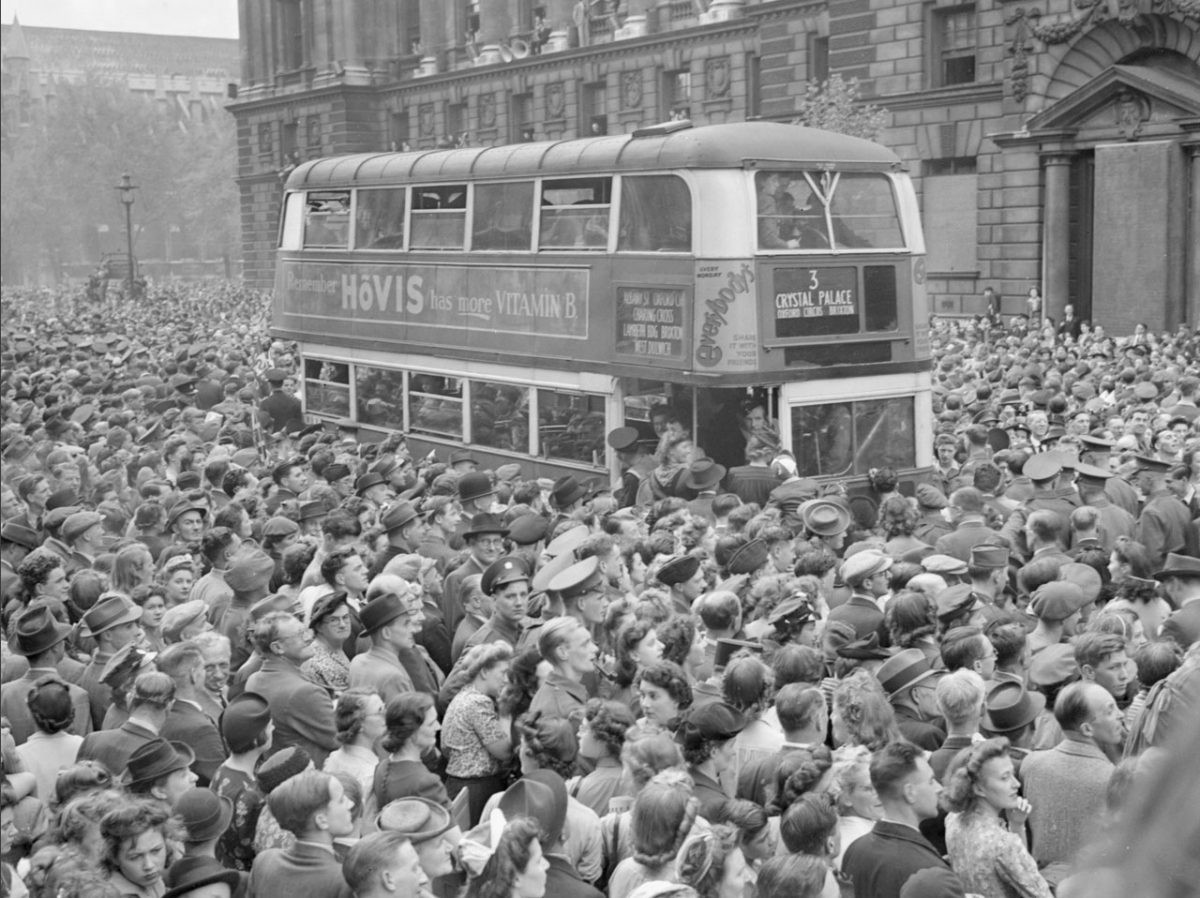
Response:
[354,185,409,251]
[302,189,354,251]
[537,175,614,252]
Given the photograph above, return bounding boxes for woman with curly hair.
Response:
[570,699,635,817]
[675,824,755,898]
[612,621,665,707]
[515,712,578,782]
[442,642,514,826]
[828,745,880,869]
[943,738,1050,898]
[656,617,706,685]
[884,590,940,664]
[830,673,901,751]
[608,781,701,898]
[26,788,125,898]
[622,540,657,592]
[99,797,183,898]
[301,591,353,696]
[634,661,693,736]
[498,646,552,729]
[374,692,447,809]
[323,689,387,807]
[1105,538,1172,638]
[876,495,927,559]
[464,816,548,898]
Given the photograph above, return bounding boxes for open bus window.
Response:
[280,192,305,250]
[303,191,351,248]
[408,373,463,438]
[539,177,611,251]
[790,396,915,478]
[303,358,351,418]
[356,188,406,250]
[356,365,405,429]
[538,388,606,465]
[473,182,534,251]
[471,379,530,452]
[617,175,692,253]
[756,171,903,251]
[410,185,467,250]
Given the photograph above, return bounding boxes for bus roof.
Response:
[285,121,902,190]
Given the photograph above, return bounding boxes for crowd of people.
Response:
[1,279,1198,898]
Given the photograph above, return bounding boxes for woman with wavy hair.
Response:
[464,816,548,898]
[608,780,701,898]
[830,673,901,751]
[828,745,880,870]
[612,621,665,708]
[1106,538,1172,638]
[374,692,447,809]
[323,689,388,807]
[571,698,635,817]
[675,823,755,898]
[600,735,687,875]
[943,737,1050,898]
[99,797,184,898]
[884,590,940,665]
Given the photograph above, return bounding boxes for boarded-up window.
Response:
[924,173,977,273]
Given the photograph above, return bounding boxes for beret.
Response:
[726,538,769,575]
[1028,643,1078,687]
[263,516,300,538]
[323,462,351,482]
[1059,562,1102,602]
[507,513,549,546]
[1029,581,1089,621]
[915,484,948,509]
[1133,381,1158,401]
[678,701,746,741]
[657,554,701,586]
[256,746,312,793]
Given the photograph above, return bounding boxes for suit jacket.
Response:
[546,855,604,898]
[258,390,304,435]
[528,670,588,724]
[245,656,338,767]
[1135,491,1191,567]
[161,699,226,786]
[827,593,888,645]
[1160,599,1200,650]
[76,719,158,777]
[933,521,1009,563]
[249,840,352,898]
[842,819,950,898]
[348,645,414,704]
[77,649,117,730]
[441,555,485,636]
[0,665,93,744]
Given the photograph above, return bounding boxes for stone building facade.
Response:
[230,0,1200,329]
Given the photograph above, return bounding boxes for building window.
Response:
[746,54,761,118]
[582,81,607,135]
[930,5,976,87]
[663,69,690,120]
[808,35,829,84]
[281,121,298,167]
[306,116,321,155]
[511,93,533,143]
[390,111,409,151]
[923,158,977,274]
[279,0,305,71]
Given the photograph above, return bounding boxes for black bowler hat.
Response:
[163,857,240,898]
[359,592,410,634]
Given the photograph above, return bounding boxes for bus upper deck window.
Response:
[356,188,407,250]
[617,175,691,253]
[473,182,534,251]
[410,185,467,250]
[828,174,904,249]
[539,177,611,251]
[280,193,305,250]
[756,170,904,251]
[303,191,351,249]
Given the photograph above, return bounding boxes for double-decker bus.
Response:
[273,120,932,509]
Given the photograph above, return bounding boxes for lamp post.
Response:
[115,173,138,293]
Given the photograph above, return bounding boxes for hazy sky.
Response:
[1,0,239,38]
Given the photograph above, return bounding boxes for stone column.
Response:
[544,0,575,53]
[1042,153,1072,324]
[1189,143,1200,326]
[418,0,443,75]
[477,0,512,65]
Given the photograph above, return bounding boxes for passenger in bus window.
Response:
[740,399,782,456]
[756,172,798,249]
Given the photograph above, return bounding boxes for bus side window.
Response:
[539,177,611,251]
[303,191,351,248]
[411,186,467,250]
[356,188,406,250]
[472,182,534,251]
[618,175,692,253]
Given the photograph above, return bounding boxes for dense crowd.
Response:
[1,280,1198,898]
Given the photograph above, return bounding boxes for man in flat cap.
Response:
[829,552,891,646]
[607,426,654,509]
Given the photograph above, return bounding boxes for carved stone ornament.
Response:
[1115,88,1150,139]
[705,56,731,99]
[621,71,643,108]
[546,82,566,120]
[419,103,436,136]
[479,93,497,127]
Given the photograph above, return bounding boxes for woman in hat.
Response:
[129,586,168,653]
[608,779,700,898]
[942,738,1050,898]
[99,797,184,898]
[675,702,746,821]
[675,824,755,898]
[324,690,389,807]
[442,642,514,827]
[464,816,548,898]
[300,592,352,696]
[157,555,195,609]
[375,692,448,810]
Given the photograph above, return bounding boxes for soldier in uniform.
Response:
[259,368,304,434]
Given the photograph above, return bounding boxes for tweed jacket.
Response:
[161,698,226,786]
[244,655,338,767]
[1019,737,1112,870]
[347,644,414,704]
[249,840,351,898]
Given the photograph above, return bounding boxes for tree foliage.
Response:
[793,74,889,143]
[1,73,238,283]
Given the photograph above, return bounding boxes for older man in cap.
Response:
[77,591,145,728]
[244,610,339,766]
[1133,456,1191,567]
[442,513,508,635]
[1155,553,1200,649]
[349,592,419,703]
[1,606,93,743]
[369,501,425,579]
[829,552,892,646]
[60,510,105,575]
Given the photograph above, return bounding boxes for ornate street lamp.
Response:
[115,173,138,292]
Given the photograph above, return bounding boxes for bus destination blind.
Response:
[772,267,858,338]
[615,286,686,361]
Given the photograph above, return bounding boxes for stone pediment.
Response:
[1025,64,1200,140]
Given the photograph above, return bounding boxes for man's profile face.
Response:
[1088,651,1131,699]
[1084,685,1126,748]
